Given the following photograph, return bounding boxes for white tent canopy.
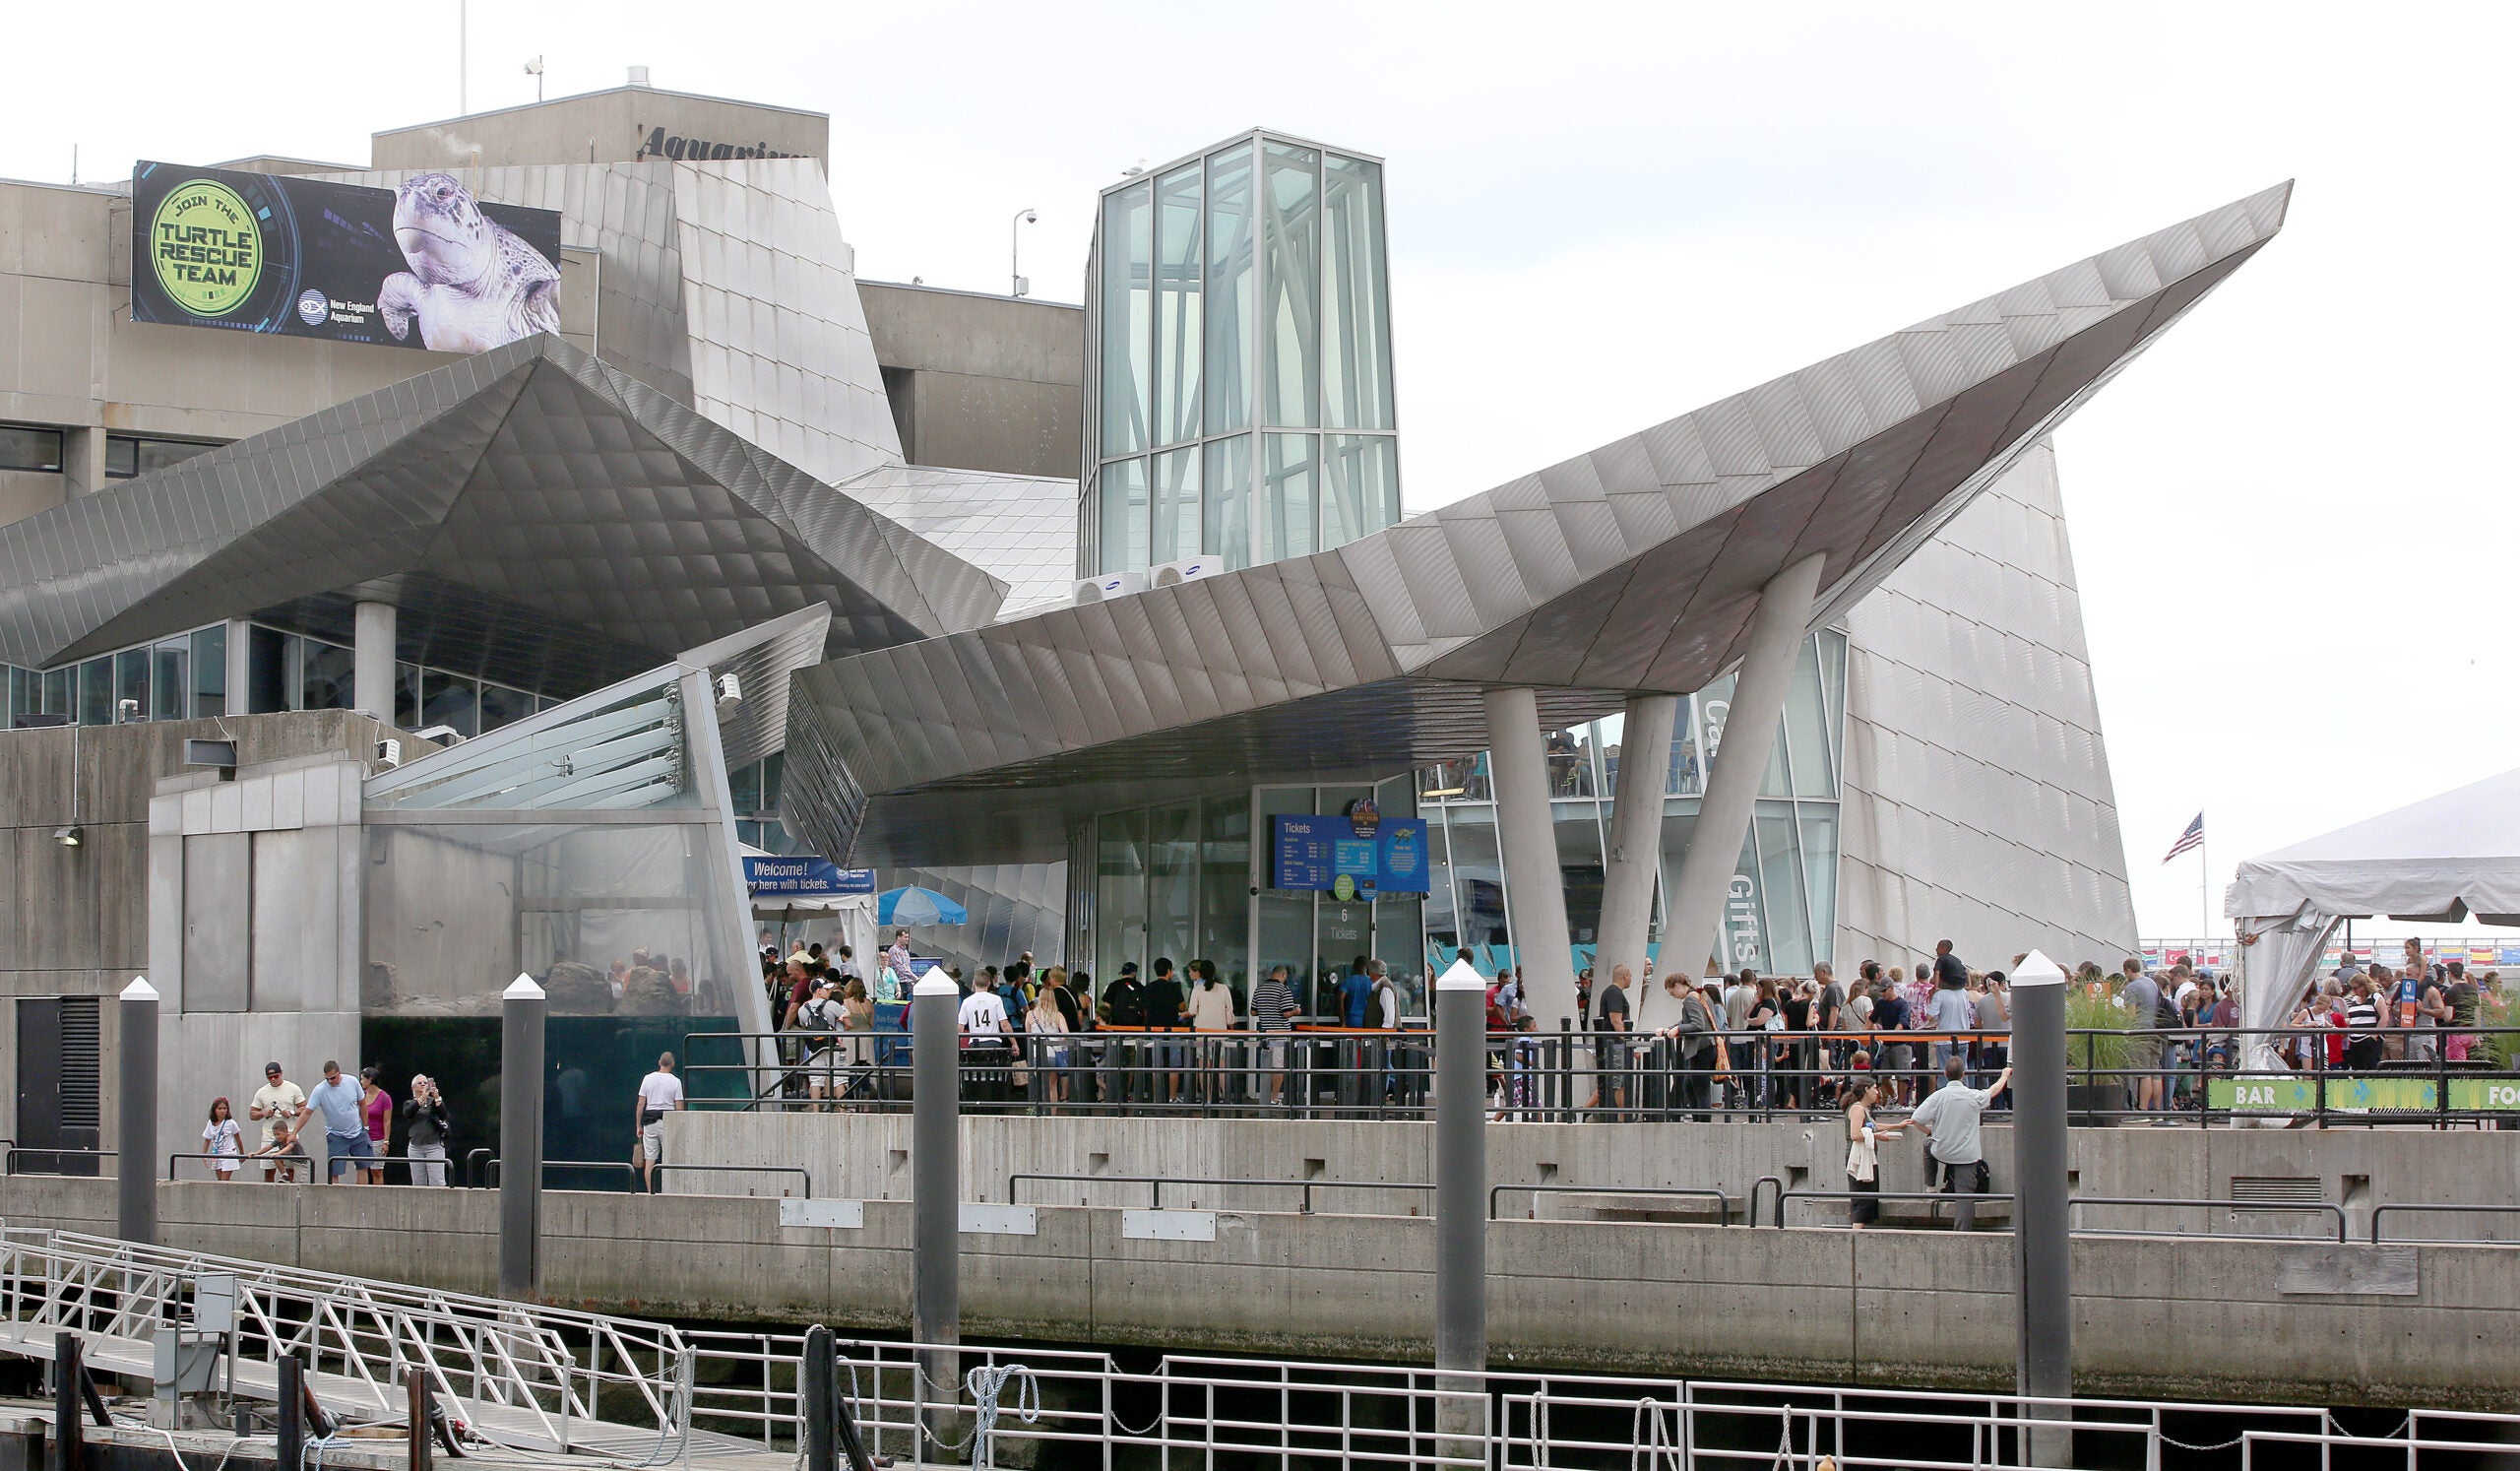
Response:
[2225,766,2520,1074]
[2227,766,2520,925]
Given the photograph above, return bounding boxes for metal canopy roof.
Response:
[0,335,1005,694]
[786,184,2292,869]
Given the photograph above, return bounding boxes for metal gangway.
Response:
[0,1228,719,1459]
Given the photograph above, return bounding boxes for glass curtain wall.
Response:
[1086,131,1398,576]
[1410,629,1850,979]
[2,618,552,731]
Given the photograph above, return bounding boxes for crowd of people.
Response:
[202,1059,450,1184]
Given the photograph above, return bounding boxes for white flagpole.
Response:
[2199,829,2210,943]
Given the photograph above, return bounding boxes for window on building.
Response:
[299,639,353,712]
[104,434,220,480]
[0,424,64,474]
[189,625,226,718]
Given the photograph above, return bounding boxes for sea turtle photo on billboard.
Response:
[379,172,561,352]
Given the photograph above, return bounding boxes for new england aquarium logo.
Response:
[151,179,262,317]
[295,288,329,326]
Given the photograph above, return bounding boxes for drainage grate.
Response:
[2230,1176,2324,1205]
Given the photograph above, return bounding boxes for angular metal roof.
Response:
[786,184,2292,868]
[0,335,1005,695]
[839,464,1080,621]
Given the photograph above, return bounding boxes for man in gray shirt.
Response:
[1910,1056,2012,1229]
[2121,967,2166,1113]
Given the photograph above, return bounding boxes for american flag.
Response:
[2162,812,2204,863]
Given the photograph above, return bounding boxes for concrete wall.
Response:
[372,88,829,171]
[8,1173,2514,1408]
[0,714,385,1158]
[678,1111,2520,1240]
[858,283,1082,480]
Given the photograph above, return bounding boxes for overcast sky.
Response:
[10,3,2514,939]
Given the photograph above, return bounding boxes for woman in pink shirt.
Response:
[358,1067,393,1185]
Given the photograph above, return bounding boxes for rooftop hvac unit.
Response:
[1150,555,1218,589]
[1073,571,1147,605]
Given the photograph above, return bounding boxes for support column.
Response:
[1433,955,1487,1445]
[910,974,961,1457]
[1596,693,1678,1006]
[497,975,545,1302]
[2010,950,2073,1464]
[353,600,397,722]
[1483,685,1576,1028]
[116,979,158,1247]
[222,619,253,717]
[61,425,106,497]
[1661,554,1825,994]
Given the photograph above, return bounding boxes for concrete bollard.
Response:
[117,978,159,1247]
[1433,955,1489,1447]
[499,974,546,1302]
[910,974,961,1458]
[2010,949,2073,1466]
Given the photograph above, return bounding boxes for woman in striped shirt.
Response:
[2341,976,2383,1072]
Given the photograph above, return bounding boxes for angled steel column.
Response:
[1483,685,1576,1027]
[498,975,545,1301]
[1662,554,1824,984]
[353,601,397,722]
[1597,693,1678,1011]
[2010,950,2073,1465]
[910,974,961,1455]
[117,978,158,1246]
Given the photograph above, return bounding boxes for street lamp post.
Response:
[1011,209,1038,297]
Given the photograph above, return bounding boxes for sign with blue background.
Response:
[744,856,874,896]
[1271,815,1428,896]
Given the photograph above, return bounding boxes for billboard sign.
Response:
[132,160,562,352]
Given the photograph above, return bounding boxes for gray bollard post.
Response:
[2009,949,2073,1466]
[1432,956,1489,1446]
[117,978,159,1247]
[498,974,546,1302]
[910,974,961,1456]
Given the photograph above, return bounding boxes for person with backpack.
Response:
[794,978,846,1110]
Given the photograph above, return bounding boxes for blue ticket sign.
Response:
[1272,815,1429,896]
[743,856,875,896]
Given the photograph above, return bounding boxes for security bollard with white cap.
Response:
[499,973,546,1301]
[2009,948,2072,1462]
[118,977,159,1247]
[1433,955,1488,1442]
[910,972,961,1456]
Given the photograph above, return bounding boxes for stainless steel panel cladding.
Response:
[0,335,1004,691]
[787,185,2291,868]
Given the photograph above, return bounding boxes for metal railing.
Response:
[166,1151,461,1183]
[1005,1171,1435,1213]
[2369,1202,2520,1242]
[0,1229,692,1454]
[2066,1195,2349,1242]
[1488,1183,1735,1223]
[1772,1189,2017,1228]
[479,1158,812,1196]
[7,1147,114,1175]
[9,1228,2520,1470]
[671,1021,2520,1127]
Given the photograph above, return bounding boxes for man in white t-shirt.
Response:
[958,972,1012,1106]
[634,1054,684,1193]
[249,1061,308,1183]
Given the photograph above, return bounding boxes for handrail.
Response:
[1488,1183,1732,1224]
[1005,1171,1434,1213]
[167,1151,463,1181]
[2067,1195,2348,1243]
[1748,1174,1785,1226]
[2369,1202,2520,1242]
[1772,1188,2016,1227]
[6,1147,115,1175]
[476,1158,811,1196]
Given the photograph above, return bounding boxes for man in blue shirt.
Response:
[1341,961,1378,1028]
[303,1060,370,1184]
